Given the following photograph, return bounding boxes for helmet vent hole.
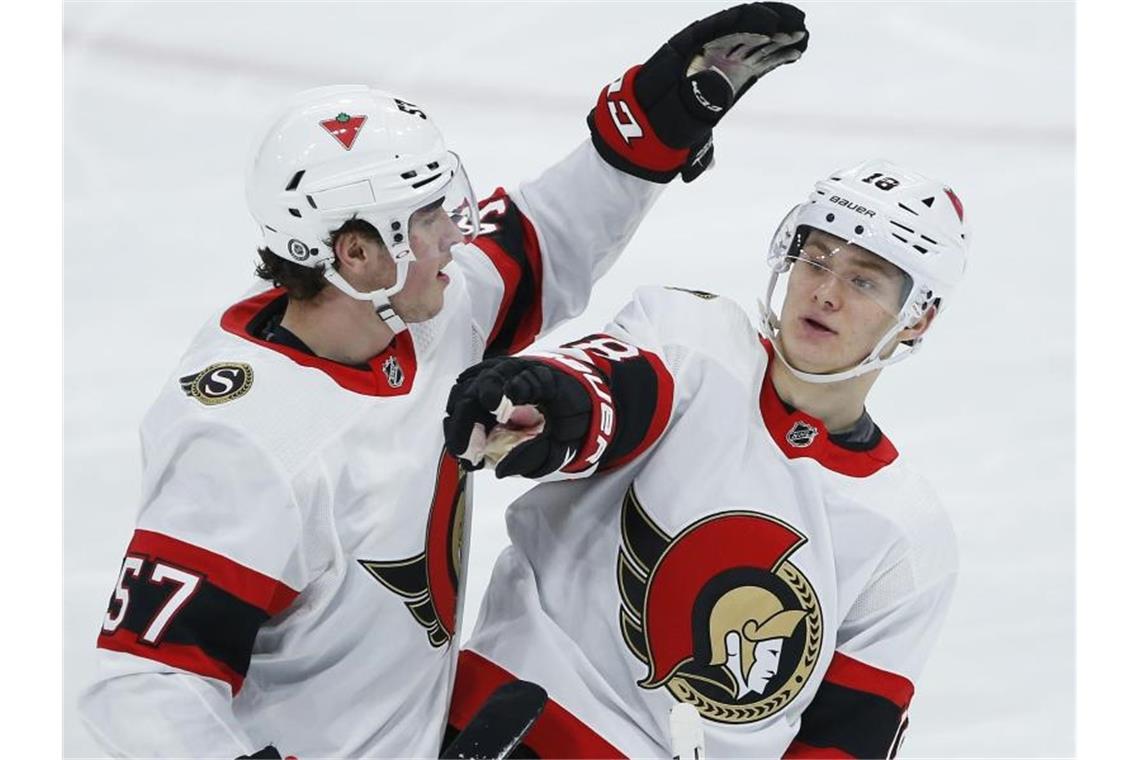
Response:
[920,234,938,245]
[427,161,439,170]
[285,170,305,192]
[411,173,442,189]
[890,221,915,234]
[400,170,418,180]
[288,208,302,218]
[898,203,919,216]
[913,244,929,255]
[892,233,908,244]
[306,195,317,209]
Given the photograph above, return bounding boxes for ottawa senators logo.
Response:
[358,449,468,647]
[179,362,253,406]
[617,486,822,724]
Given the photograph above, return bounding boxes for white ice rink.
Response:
[63,2,1074,756]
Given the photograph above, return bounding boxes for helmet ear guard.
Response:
[759,160,969,383]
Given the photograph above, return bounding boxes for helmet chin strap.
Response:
[760,314,920,384]
[756,267,924,385]
[323,259,410,334]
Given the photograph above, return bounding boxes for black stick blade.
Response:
[441,680,548,759]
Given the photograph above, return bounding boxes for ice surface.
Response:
[64,2,1074,756]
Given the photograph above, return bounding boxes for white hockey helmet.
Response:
[758,159,969,383]
[246,84,479,332]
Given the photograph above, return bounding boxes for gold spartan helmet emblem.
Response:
[708,586,807,699]
[618,486,822,724]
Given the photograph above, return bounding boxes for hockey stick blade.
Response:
[441,680,548,759]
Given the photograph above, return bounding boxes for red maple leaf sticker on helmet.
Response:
[320,112,367,151]
[944,187,965,222]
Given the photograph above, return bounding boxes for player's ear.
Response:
[333,231,368,271]
[898,304,938,343]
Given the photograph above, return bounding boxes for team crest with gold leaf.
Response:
[617,486,822,724]
[179,362,254,406]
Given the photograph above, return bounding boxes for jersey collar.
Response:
[220,288,418,397]
[757,338,897,477]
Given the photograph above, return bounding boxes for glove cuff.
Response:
[531,355,615,475]
[588,65,692,183]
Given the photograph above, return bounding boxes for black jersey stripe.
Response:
[475,188,544,358]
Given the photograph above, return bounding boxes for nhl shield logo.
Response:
[617,487,822,724]
[383,356,404,388]
[785,420,818,448]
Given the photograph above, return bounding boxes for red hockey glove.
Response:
[588,2,808,183]
[443,357,594,479]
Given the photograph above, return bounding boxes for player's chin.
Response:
[781,336,844,375]
[397,290,446,324]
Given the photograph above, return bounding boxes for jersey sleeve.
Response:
[79,421,307,758]
[455,140,665,357]
[785,494,959,759]
[516,286,754,480]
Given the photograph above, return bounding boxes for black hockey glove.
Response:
[444,357,593,479]
[588,2,808,183]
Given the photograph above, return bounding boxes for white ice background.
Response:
[64,2,1074,756]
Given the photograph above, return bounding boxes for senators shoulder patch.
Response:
[665,286,719,300]
[179,362,254,406]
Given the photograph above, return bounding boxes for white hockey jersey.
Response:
[78,142,663,759]
[449,286,958,759]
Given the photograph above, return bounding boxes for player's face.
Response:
[777,230,910,375]
[389,200,464,323]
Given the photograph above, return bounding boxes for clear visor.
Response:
[780,225,914,320]
[440,152,479,245]
[402,152,479,258]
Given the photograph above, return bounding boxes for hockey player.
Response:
[443,160,969,758]
[77,5,810,758]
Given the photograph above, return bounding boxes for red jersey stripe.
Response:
[475,188,545,354]
[128,530,299,616]
[825,651,915,712]
[98,627,245,694]
[783,739,856,759]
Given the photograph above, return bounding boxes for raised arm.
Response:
[442,285,748,480]
[458,3,809,355]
